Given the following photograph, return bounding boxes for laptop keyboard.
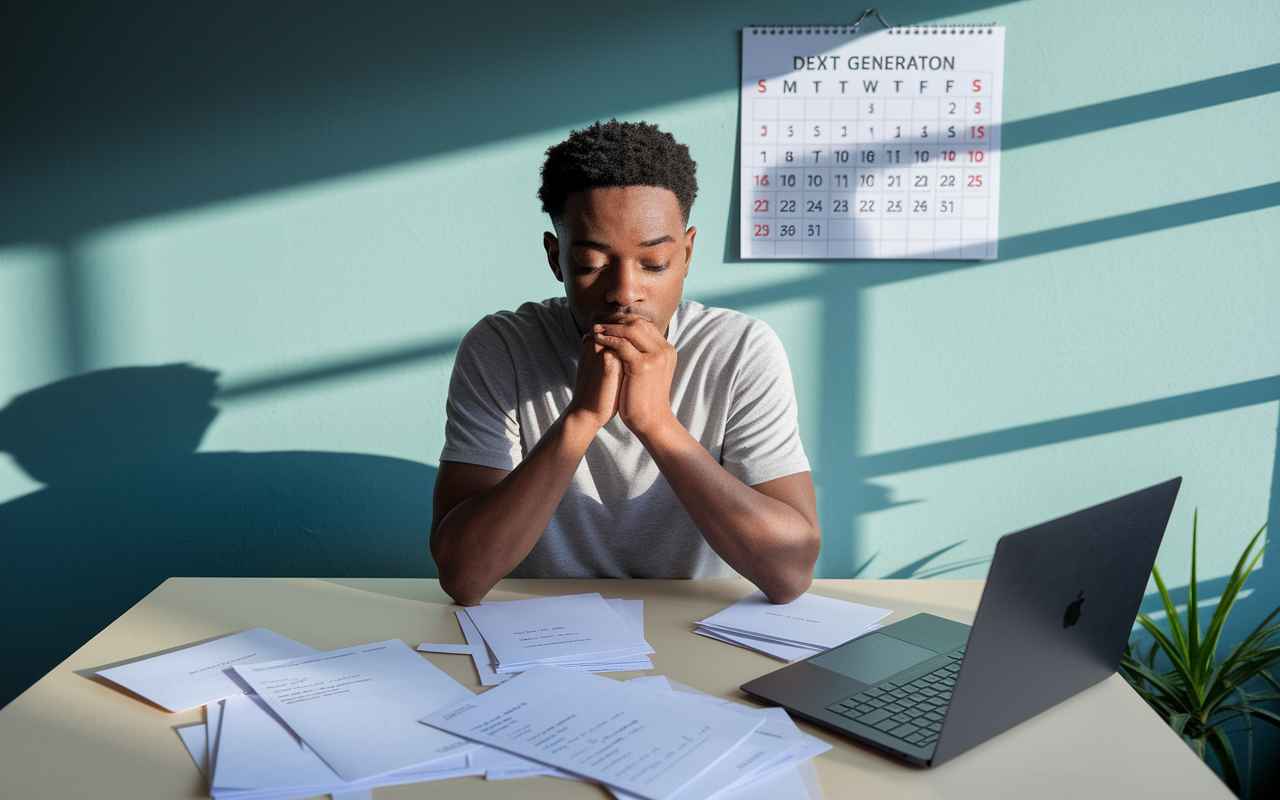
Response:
[825,646,964,749]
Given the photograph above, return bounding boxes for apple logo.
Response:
[1062,590,1085,628]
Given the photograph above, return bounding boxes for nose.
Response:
[605,262,644,308]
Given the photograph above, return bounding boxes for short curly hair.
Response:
[538,120,698,226]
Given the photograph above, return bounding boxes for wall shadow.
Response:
[1002,64,1280,150]
[0,0,1008,245]
[859,375,1280,477]
[0,364,440,709]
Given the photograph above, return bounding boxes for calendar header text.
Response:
[794,55,957,71]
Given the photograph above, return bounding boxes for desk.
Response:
[0,577,1231,799]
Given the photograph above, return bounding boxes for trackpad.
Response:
[809,633,938,685]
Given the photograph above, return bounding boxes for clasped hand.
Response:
[569,314,677,436]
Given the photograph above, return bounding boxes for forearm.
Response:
[431,413,599,605]
[636,421,820,604]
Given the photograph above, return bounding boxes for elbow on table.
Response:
[753,531,820,604]
[437,569,490,607]
[759,572,814,605]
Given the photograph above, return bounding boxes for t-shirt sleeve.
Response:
[720,321,811,486]
[439,318,524,471]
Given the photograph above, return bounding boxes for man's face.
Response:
[544,186,696,337]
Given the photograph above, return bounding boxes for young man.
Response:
[431,121,819,606]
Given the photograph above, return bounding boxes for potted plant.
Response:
[1120,513,1279,796]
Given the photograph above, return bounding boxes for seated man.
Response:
[431,120,820,606]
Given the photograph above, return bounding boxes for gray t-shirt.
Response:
[441,297,810,579]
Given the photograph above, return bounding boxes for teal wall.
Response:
[2,0,1277,781]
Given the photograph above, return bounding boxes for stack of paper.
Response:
[695,591,891,661]
[99,630,492,798]
[103,624,827,799]
[96,628,320,712]
[422,666,830,800]
[420,593,653,682]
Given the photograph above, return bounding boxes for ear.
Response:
[544,230,564,282]
[682,226,697,277]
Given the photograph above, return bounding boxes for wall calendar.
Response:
[740,22,1005,260]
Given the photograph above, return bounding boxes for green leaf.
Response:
[1151,563,1190,662]
[1196,528,1268,682]
[1230,608,1280,659]
[1204,726,1241,795]
[1167,712,1192,735]
[1135,613,1200,700]
[1243,706,1280,729]
[1188,509,1201,661]
[1218,704,1280,730]
[1206,649,1280,711]
[1261,669,1280,693]
[1122,660,1192,712]
[1120,512,1280,788]
[1145,640,1159,669]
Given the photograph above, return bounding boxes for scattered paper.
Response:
[413,643,475,655]
[421,597,652,683]
[693,627,822,661]
[617,677,831,800]
[464,593,653,672]
[697,592,891,651]
[96,628,319,712]
[422,666,763,800]
[707,757,824,800]
[232,639,477,782]
[470,746,582,781]
[207,700,224,779]
[174,666,830,800]
[212,693,342,791]
[199,692,478,800]
[175,723,210,783]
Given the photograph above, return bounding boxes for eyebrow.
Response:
[570,235,676,250]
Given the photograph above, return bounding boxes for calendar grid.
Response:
[741,27,1005,260]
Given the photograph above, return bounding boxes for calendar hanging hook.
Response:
[851,8,891,34]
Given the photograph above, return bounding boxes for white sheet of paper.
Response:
[175,723,210,782]
[422,666,762,800]
[421,599,651,684]
[213,693,340,790]
[181,702,478,800]
[693,627,823,661]
[212,693,479,800]
[697,592,891,650]
[414,642,475,655]
[465,593,653,669]
[615,677,821,800]
[624,677,831,796]
[208,700,225,776]
[470,746,583,781]
[711,759,822,800]
[609,598,645,636]
[96,628,319,712]
[696,624,884,661]
[623,705,804,800]
[453,609,512,685]
[232,639,477,782]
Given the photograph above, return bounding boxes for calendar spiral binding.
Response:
[748,7,995,38]
[747,24,999,35]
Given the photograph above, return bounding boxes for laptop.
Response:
[741,477,1181,767]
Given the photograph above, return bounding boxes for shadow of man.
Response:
[0,364,439,708]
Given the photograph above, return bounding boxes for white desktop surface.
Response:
[0,577,1232,799]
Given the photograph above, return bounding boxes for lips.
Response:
[593,310,654,326]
